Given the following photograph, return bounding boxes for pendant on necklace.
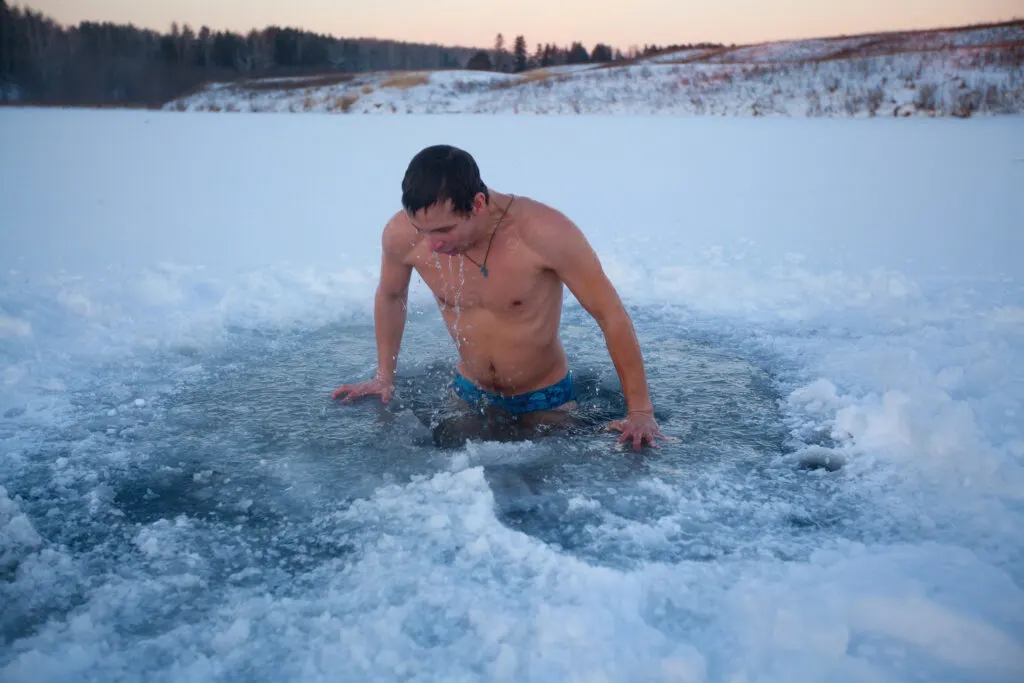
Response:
[480,265,488,278]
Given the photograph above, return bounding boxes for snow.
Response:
[165,23,1024,117]
[645,49,716,64]
[1,107,1024,682]
[699,36,881,64]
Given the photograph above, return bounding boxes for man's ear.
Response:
[472,192,488,214]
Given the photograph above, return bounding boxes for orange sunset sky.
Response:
[23,0,1024,49]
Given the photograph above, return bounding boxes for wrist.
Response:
[627,403,654,416]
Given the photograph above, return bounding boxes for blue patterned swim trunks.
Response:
[452,370,577,415]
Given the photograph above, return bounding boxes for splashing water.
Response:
[2,110,1023,682]
[4,302,1021,682]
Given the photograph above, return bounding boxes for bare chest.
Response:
[412,251,548,313]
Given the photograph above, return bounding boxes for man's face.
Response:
[408,197,483,255]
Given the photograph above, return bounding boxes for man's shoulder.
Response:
[382,210,418,260]
[515,196,590,259]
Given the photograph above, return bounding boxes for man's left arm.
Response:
[525,205,663,450]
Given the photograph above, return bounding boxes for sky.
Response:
[22,0,1024,49]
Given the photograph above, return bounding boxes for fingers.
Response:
[333,384,367,403]
[332,381,393,404]
[614,426,664,451]
[602,421,624,434]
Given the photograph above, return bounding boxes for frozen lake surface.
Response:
[1,109,1023,682]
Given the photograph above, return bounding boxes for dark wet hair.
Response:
[401,145,489,216]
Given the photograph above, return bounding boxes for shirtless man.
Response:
[332,145,663,451]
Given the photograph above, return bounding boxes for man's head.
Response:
[402,145,490,255]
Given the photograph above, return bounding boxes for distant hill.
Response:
[166,20,1024,118]
[1,0,580,106]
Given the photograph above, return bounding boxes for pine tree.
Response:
[513,35,527,72]
[493,32,506,71]
[590,43,613,63]
[0,0,11,86]
[466,50,492,71]
[567,41,589,64]
[541,43,553,67]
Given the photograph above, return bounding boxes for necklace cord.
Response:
[463,195,515,277]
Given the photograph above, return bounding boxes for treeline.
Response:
[0,1,724,106]
[0,1,479,106]
[466,33,725,72]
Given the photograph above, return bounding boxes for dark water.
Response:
[4,306,1014,683]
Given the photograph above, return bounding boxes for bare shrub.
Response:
[806,90,822,117]
[915,83,938,111]
[952,89,982,118]
[450,79,477,95]
[330,94,358,112]
[751,94,776,116]
[237,74,354,92]
[866,86,885,116]
[983,84,1006,112]
[380,72,430,89]
[843,89,862,116]
[489,69,558,91]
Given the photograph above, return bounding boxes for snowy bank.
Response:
[165,22,1024,117]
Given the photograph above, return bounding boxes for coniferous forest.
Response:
[0,1,722,107]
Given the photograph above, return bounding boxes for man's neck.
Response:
[467,191,512,251]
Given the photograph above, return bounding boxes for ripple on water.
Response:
[2,308,870,673]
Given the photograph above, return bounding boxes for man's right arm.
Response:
[332,216,413,403]
[373,217,414,386]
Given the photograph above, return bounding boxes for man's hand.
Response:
[605,410,665,452]
[521,203,661,450]
[331,376,395,404]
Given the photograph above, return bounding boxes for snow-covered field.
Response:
[2,108,1024,682]
[166,22,1024,117]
